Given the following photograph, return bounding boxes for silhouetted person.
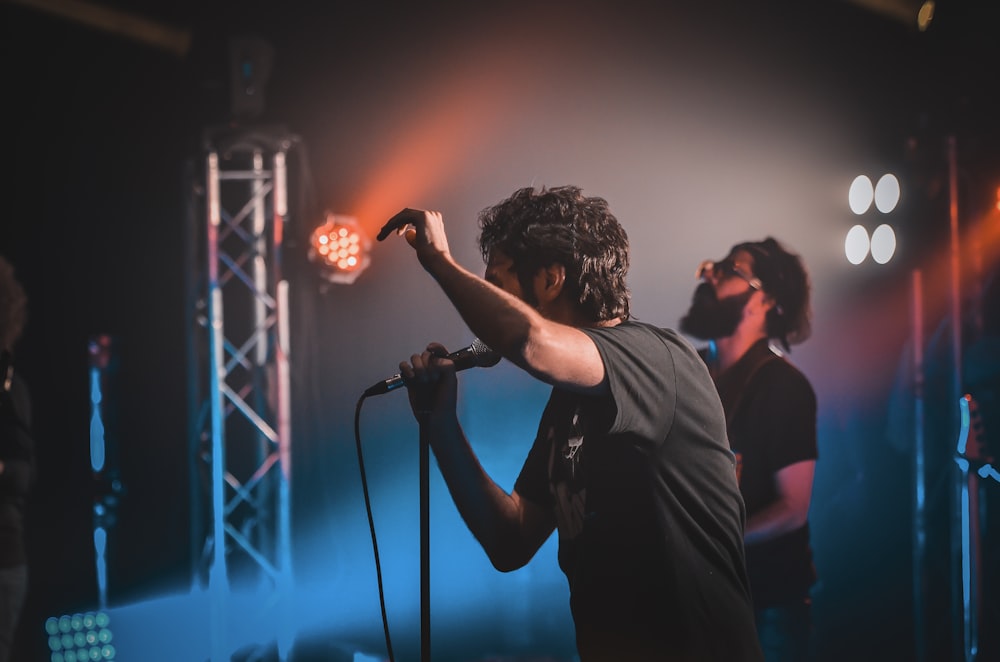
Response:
[0,256,33,662]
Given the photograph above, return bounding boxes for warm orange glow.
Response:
[308,214,371,284]
[348,93,513,237]
[819,195,1000,403]
[899,205,1000,331]
[339,21,552,240]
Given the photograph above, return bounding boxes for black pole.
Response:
[419,416,431,662]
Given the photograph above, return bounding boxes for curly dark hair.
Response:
[0,256,28,351]
[477,186,630,322]
[735,237,811,352]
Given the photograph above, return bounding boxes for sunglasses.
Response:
[696,258,763,291]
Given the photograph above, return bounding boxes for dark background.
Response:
[2,0,999,660]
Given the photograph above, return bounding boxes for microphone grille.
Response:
[470,338,502,367]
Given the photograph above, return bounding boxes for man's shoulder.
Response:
[583,322,714,386]
[753,349,815,399]
[588,321,701,356]
[608,319,693,343]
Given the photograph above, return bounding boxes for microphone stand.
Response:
[418,412,431,662]
[367,343,497,662]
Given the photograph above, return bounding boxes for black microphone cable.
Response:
[354,392,396,662]
[352,340,498,662]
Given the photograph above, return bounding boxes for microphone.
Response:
[363,338,501,397]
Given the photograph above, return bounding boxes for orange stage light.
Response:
[308,213,371,285]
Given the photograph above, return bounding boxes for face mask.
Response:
[679,282,755,340]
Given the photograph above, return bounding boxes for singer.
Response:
[378,186,762,661]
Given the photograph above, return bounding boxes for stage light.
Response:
[846,224,871,264]
[846,173,901,265]
[844,0,935,31]
[308,213,371,285]
[871,223,897,263]
[6,0,192,56]
[916,1,934,30]
[45,612,115,662]
[849,175,874,214]
[874,173,900,213]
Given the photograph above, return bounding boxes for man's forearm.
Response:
[426,415,527,568]
[744,501,807,546]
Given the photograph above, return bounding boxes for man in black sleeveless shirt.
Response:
[680,237,818,661]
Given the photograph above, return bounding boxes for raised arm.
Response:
[379,208,608,393]
[378,204,609,568]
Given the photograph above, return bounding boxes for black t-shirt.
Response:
[515,321,762,661]
[712,338,818,608]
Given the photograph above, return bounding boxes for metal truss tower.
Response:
[186,127,298,660]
